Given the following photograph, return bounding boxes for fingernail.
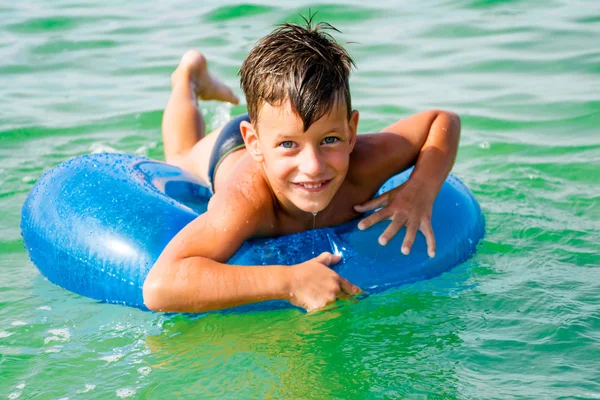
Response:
[429,251,436,258]
[379,237,387,246]
[358,223,364,230]
[401,246,409,255]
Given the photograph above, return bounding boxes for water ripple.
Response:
[1,0,599,398]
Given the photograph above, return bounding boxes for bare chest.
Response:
[212,152,377,238]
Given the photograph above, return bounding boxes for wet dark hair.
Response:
[239,15,355,131]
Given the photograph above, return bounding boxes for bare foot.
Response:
[172,50,240,105]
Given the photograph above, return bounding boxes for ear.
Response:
[348,109,359,153]
[240,120,264,162]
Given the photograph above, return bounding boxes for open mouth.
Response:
[293,179,332,192]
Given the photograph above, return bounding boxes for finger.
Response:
[310,299,344,313]
[357,208,392,230]
[339,277,362,296]
[336,291,353,301]
[310,294,337,312]
[401,223,419,255]
[354,194,388,212]
[421,221,436,258]
[378,216,407,246]
[315,252,341,266]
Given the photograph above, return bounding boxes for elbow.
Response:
[143,274,165,312]
[142,260,172,312]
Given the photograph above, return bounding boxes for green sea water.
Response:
[1,0,599,398]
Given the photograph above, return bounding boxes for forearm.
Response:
[162,70,205,163]
[143,256,290,312]
[410,111,461,197]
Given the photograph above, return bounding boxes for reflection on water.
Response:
[142,285,466,398]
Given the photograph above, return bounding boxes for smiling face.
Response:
[241,100,359,216]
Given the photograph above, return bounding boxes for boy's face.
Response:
[242,100,359,215]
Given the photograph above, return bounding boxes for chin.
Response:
[292,197,331,214]
[300,204,325,214]
[290,182,340,214]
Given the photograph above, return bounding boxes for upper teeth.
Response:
[301,182,323,189]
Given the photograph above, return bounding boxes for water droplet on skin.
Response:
[311,212,317,255]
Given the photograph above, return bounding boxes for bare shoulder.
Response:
[347,110,457,190]
[161,165,276,264]
[346,132,416,192]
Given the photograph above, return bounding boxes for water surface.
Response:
[1,0,599,398]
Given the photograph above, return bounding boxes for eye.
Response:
[279,141,295,149]
[322,136,340,145]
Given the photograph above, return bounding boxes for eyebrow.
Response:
[272,133,295,142]
[272,130,303,141]
[279,127,345,141]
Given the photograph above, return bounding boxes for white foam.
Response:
[134,141,157,156]
[77,384,96,394]
[134,146,147,156]
[11,321,27,326]
[45,346,62,353]
[116,388,136,398]
[48,328,70,337]
[44,328,71,344]
[90,143,119,154]
[37,306,52,311]
[137,366,151,377]
[210,102,233,131]
[8,384,25,400]
[100,354,123,363]
[0,331,13,338]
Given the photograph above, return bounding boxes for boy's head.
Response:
[239,18,355,130]
[239,18,359,215]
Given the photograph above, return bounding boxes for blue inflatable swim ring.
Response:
[21,153,485,311]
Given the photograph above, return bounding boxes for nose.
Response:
[298,145,325,177]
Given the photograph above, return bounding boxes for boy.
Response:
[143,21,460,313]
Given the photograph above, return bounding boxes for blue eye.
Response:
[279,141,294,149]
[322,137,339,145]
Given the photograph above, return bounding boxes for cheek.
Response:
[326,151,350,172]
[264,153,294,180]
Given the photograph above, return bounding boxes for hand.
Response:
[287,252,361,312]
[354,178,437,258]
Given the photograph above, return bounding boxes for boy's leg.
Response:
[162,50,239,182]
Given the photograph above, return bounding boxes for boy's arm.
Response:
[143,188,360,313]
[352,110,461,256]
[379,110,460,193]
